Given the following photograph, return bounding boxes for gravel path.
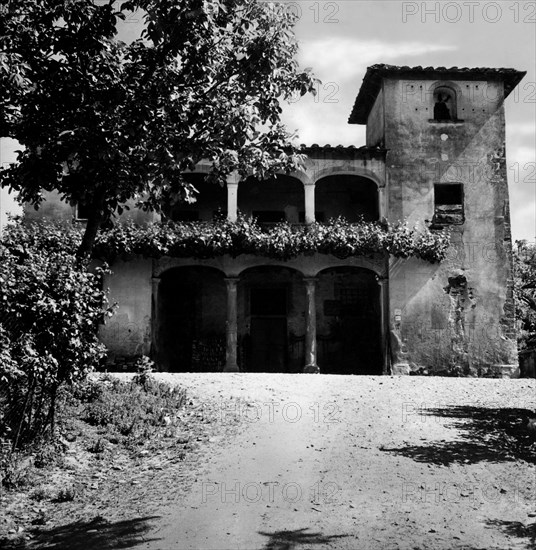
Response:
[127,373,536,550]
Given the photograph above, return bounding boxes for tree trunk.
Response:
[46,385,58,438]
[12,377,35,452]
[75,209,103,268]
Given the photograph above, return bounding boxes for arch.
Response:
[163,172,226,222]
[153,253,387,280]
[316,265,379,278]
[430,81,462,121]
[238,174,305,224]
[315,266,383,374]
[234,260,304,277]
[155,266,227,372]
[315,174,379,222]
[239,265,306,373]
[239,264,304,278]
[313,168,384,189]
[158,264,226,279]
[288,169,313,185]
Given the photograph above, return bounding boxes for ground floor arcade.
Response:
[151,255,389,375]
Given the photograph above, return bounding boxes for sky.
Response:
[1,0,535,240]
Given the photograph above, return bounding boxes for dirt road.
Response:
[132,373,536,550]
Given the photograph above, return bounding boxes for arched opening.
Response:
[238,175,304,225]
[315,175,379,222]
[433,85,457,121]
[156,266,226,371]
[316,267,382,374]
[162,173,227,222]
[239,266,305,372]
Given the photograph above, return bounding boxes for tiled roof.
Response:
[300,144,386,155]
[348,64,526,124]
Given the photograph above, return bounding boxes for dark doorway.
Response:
[317,268,382,375]
[156,267,226,372]
[249,287,288,372]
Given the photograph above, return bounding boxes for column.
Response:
[377,277,389,374]
[227,174,239,222]
[151,276,160,363]
[378,185,386,220]
[224,277,240,372]
[303,277,320,373]
[304,183,316,225]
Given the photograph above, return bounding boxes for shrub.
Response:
[30,486,51,502]
[82,376,187,445]
[1,456,34,490]
[55,485,76,503]
[0,220,115,450]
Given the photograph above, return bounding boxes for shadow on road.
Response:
[0,515,162,549]
[258,527,350,549]
[381,406,536,465]
[486,519,536,550]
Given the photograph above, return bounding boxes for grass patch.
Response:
[1,374,188,492]
[78,375,187,444]
[0,373,231,544]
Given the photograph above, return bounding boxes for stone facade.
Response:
[26,64,524,376]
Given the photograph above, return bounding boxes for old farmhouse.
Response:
[26,64,525,377]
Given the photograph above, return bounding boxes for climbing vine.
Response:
[91,216,450,263]
[4,216,450,263]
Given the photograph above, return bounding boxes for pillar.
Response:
[151,276,160,365]
[377,276,389,374]
[303,277,320,373]
[224,276,240,372]
[304,183,316,225]
[227,173,239,222]
[378,185,386,220]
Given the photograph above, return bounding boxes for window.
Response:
[431,85,459,122]
[75,201,91,221]
[433,183,464,225]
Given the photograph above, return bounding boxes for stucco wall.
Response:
[99,257,152,360]
[383,76,518,375]
[366,88,384,147]
[24,192,159,224]
[24,190,74,221]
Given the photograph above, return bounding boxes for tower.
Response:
[350,65,525,376]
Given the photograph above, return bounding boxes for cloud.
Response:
[506,122,536,138]
[506,145,536,169]
[509,200,535,241]
[298,38,457,83]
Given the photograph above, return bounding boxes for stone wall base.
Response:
[390,362,520,378]
[489,364,520,379]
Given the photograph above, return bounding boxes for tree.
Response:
[0,0,317,262]
[514,240,536,350]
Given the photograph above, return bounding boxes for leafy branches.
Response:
[0,0,318,262]
[514,240,536,350]
[91,216,451,263]
[0,220,115,448]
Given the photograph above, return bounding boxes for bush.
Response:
[514,241,536,350]
[55,485,76,503]
[0,220,115,450]
[30,486,51,502]
[81,376,187,445]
